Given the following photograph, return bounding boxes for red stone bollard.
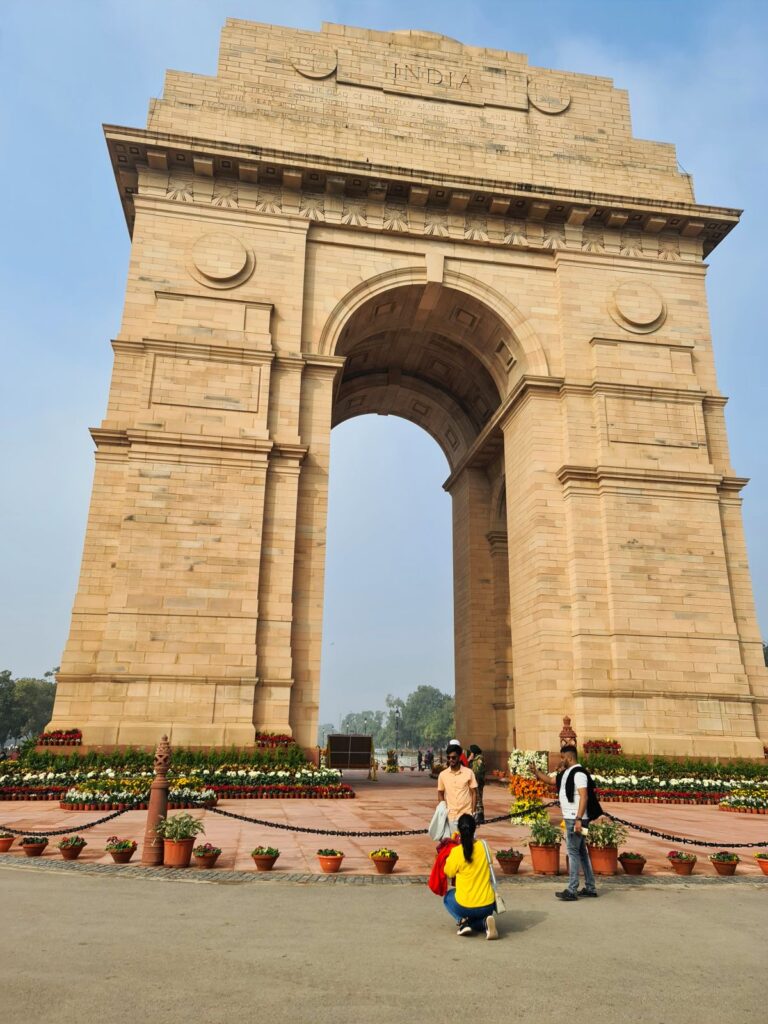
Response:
[141,735,171,866]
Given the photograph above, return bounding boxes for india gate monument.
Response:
[48,19,768,760]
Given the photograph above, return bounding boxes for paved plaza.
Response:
[1,773,766,876]
[2,862,765,1024]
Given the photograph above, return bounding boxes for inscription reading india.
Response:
[392,63,472,90]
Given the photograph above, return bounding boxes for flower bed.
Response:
[593,774,768,806]
[583,739,622,755]
[38,729,82,747]
[719,791,768,814]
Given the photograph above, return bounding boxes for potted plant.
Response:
[526,818,562,875]
[496,848,524,874]
[317,848,344,873]
[618,851,647,876]
[57,835,87,861]
[155,813,206,868]
[667,850,697,876]
[20,835,49,857]
[585,820,628,875]
[709,850,739,876]
[251,845,280,871]
[369,847,398,874]
[105,836,138,863]
[755,852,768,876]
[192,842,221,869]
[0,831,15,853]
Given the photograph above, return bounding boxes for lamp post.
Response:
[394,706,401,757]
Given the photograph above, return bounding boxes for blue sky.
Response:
[1,1,766,726]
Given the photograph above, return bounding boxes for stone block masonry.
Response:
[50,20,767,759]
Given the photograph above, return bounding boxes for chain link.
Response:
[605,812,768,849]
[208,805,514,837]
[0,808,128,837]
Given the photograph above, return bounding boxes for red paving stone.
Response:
[1,772,766,878]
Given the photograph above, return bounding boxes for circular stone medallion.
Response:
[528,75,571,114]
[610,281,666,333]
[189,233,253,288]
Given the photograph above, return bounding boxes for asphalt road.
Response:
[2,866,765,1024]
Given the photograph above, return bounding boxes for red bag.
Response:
[428,838,459,896]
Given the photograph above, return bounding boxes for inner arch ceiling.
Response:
[331,284,510,469]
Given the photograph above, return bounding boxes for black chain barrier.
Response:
[1,801,764,848]
[604,811,768,849]
[0,808,129,837]
[209,806,514,837]
[206,801,559,838]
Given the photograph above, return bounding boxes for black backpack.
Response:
[558,764,604,821]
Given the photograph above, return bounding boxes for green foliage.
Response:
[155,813,206,841]
[316,848,343,857]
[527,818,563,846]
[252,846,279,857]
[17,743,308,772]
[581,752,768,780]
[0,671,56,747]
[337,686,455,749]
[585,820,628,849]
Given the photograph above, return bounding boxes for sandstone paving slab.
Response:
[1,773,766,878]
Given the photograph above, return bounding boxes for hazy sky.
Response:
[1,1,766,727]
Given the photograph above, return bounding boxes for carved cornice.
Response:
[91,426,273,461]
[557,464,723,491]
[574,686,765,705]
[106,125,737,257]
[112,336,275,365]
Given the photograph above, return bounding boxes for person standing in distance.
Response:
[530,743,598,901]
[437,743,477,833]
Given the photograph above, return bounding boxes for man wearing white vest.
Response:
[531,744,599,901]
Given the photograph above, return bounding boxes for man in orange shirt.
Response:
[437,743,478,833]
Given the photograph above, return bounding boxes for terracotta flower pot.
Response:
[711,860,737,876]
[587,845,618,876]
[670,859,695,876]
[194,852,221,869]
[317,854,344,874]
[371,856,397,875]
[496,855,523,875]
[619,857,646,876]
[251,854,279,872]
[163,838,195,868]
[22,843,47,857]
[756,859,768,876]
[109,848,135,864]
[60,845,85,861]
[529,844,560,875]
[0,836,15,853]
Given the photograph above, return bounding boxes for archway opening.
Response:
[318,282,514,761]
[319,416,454,746]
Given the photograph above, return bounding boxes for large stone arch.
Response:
[48,19,767,760]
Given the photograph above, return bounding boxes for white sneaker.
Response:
[485,914,498,940]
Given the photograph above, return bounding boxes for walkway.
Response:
[1,772,766,875]
[2,867,766,1023]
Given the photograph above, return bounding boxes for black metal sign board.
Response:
[327,734,372,770]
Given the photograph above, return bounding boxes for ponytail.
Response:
[457,813,476,863]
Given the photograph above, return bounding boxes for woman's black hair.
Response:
[457,813,476,862]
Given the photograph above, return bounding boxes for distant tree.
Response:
[0,672,56,747]
[764,642,768,668]
[0,670,21,748]
[14,677,57,739]
[317,722,337,746]
[339,710,386,744]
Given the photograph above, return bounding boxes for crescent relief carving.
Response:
[291,50,338,80]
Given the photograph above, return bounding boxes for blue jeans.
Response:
[443,889,497,931]
[565,819,596,895]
